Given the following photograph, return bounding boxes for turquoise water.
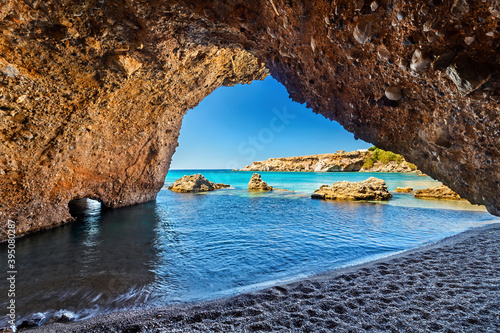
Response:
[1,171,498,327]
[166,170,488,212]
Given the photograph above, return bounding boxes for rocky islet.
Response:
[311,177,392,201]
[168,174,229,193]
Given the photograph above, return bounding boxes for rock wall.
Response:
[1,0,499,239]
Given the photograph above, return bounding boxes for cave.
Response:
[68,198,103,220]
[0,0,498,240]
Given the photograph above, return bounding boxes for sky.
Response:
[170,76,372,170]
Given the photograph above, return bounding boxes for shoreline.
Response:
[24,222,500,332]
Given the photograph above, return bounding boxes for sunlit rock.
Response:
[168,174,229,193]
[248,173,273,191]
[312,177,392,201]
[415,185,463,201]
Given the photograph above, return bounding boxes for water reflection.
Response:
[0,199,160,325]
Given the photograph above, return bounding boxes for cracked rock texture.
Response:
[0,0,499,239]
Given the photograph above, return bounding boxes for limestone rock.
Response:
[414,185,462,200]
[241,151,367,172]
[395,187,413,193]
[360,160,416,173]
[168,174,229,193]
[248,173,273,191]
[311,177,392,201]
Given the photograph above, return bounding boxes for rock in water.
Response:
[311,177,392,201]
[395,187,413,193]
[168,174,229,193]
[414,185,463,200]
[248,173,273,191]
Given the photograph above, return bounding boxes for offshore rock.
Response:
[312,177,392,201]
[248,173,272,191]
[0,0,499,239]
[168,174,229,193]
[395,187,414,193]
[414,185,463,201]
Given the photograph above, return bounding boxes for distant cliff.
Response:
[239,148,418,173]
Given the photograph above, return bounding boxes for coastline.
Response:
[25,222,500,332]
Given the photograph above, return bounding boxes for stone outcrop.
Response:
[360,161,416,173]
[248,173,272,191]
[240,150,416,173]
[168,174,229,193]
[311,177,392,201]
[395,187,414,193]
[414,185,463,201]
[241,151,367,172]
[0,1,499,239]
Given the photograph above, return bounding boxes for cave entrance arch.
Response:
[0,0,498,241]
[170,76,371,171]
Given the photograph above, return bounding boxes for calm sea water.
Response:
[1,170,498,327]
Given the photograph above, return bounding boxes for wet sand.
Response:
[26,223,500,332]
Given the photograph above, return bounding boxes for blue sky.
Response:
[170,77,372,169]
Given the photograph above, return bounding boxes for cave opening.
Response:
[68,198,103,219]
[170,76,371,170]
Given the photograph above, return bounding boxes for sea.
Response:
[1,170,499,327]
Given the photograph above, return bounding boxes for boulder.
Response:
[168,174,229,193]
[395,187,413,193]
[414,185,462,200]
[248,173,273,191]
[311,177,392,201]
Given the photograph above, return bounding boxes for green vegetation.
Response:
[363,147,408,169]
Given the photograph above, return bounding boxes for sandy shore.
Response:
[25,223,500,332]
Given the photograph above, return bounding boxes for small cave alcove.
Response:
[68,198,103,219]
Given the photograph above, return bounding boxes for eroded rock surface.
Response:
[0,0,499,239]
[415,185,463,201]
[248,173,272,191]
[168,174,229,193]
[312,177,392,201]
